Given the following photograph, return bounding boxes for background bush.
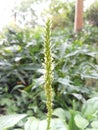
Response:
[85,1,98,26]
[0,24,98,117]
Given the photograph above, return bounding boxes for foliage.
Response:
[74,97,98,130]
[0,114,26,130]
[85,1,98,26]
[1,24,98,116]
[13,0,44,27]
[1,97,98,130]
[73,25,98,46]
[47,0,75,29]
[1,7,98,129]
[14,0,75,29]
[0,26,45,117]
[53,34,98,97]
[0,26,43,94]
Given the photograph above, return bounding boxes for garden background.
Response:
[0,0,98,130]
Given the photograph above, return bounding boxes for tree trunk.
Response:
[74,0,83,32]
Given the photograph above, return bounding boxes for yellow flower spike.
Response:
[44,19,53,130]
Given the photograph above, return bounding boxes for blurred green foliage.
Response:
[0,24,98,117]
[0,0,98,129]
[47,0,75,29]
[85,1,98,26]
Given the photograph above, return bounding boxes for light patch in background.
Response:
[0,0,12,28]
[84,0,95,10]
[0,0,95,30]
[0,0,21,30]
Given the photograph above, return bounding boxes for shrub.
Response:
[85,1,98,26]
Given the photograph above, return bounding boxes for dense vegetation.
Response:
[0,0,98,130]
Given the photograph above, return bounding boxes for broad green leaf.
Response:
[86,128,98,130]
[74,114,89,129]
[51,118,68,130]
[24,117,39,130]
[82,97,98,120]
[68,110,79,130]
[58,78,72,86]
[91,121,98,128]
[53,108,67,120]
[0,114,27,130]
[4,45,21,53]
[38,120,47,130]
[25,117,68,130]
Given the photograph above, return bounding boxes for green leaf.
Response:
[11,85,25,92]
[91,121,98,128]
[82,97,98,120]
[24,117,39,130]
[86,128,98,130]
[51,118,68,130]
[58,78,72,86]
[24,117,68,130]
[4,45,21,53]
[14,70,25,84]
[25,118,47,130]
[0,114,27,130]
[74,114,89,129]
[68,110,79,130]
[53,108,67,120]
[38,120,47,130]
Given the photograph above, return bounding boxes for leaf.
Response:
[4,45,21,53]
[58,78,72,86]
[25,118,47,130]
[24,117,68,130]
[11,85,25,92]
[81,74,98,79]
[59,43,68,58]
[14,70,25,84]
[24,117,39,130]
[91,121,98,128]
[74,114,89,129]
[72,93,85,102]
[53,108,67,120]
[0,114,27,130]
[51,118,68,130]
[86,128,98,130]
[38,120,47,130]
[82,97,98,120]
[68,110,79,130]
